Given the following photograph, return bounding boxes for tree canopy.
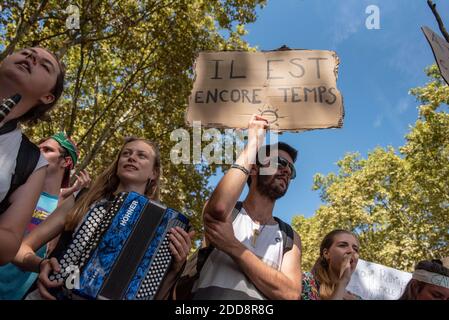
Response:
[0,0,266,236]
[293,65,449,272]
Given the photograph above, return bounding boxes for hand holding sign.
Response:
[244,114,269,166]
[248,114,269,149]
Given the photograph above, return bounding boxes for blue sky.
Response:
[208,0,449,223]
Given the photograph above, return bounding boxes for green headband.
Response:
[51,132,78,166]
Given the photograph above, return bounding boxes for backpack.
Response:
[0,128,40,214]
[171,201,294,300]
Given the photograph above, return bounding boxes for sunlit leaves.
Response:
[294,65,449,272]
[0,0,264,238]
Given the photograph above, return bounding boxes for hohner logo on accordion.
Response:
[49,192,190,300]
[120,200,138,227]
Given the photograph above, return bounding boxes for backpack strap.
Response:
[0,134,40,214]
[273,216,294,254]
[0,119,19,135]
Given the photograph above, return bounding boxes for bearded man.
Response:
[193,115,303,300]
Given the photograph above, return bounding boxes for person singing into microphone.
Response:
[0,47,65,266]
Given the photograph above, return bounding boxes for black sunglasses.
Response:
[258,156,296,180]
[277,156,296,180]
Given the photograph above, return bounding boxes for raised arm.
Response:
[12,196,74,272]
[0,166,46,265]
[203,115,268,222]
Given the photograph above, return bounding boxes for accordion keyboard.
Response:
[135,217,187,299]
[49,194,126,282]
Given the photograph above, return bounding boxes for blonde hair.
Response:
[64,137,161,231]
[311,229,358,300]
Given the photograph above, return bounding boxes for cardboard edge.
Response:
[330,50,341,81]
[183,120,344,133]
[196,48,340,55]
[421,25,449,86]
[338,92,345,129]
[184,51,201,127]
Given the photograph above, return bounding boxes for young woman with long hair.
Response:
[0,47,65,265]
[301,229,361,300]
[13,137,193,299]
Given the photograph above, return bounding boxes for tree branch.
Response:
[55,0,178,59]
[30,30,69,45]
[427,0,449,43]
[76,42,157,148]
[67,42,86,136]
[0,0,49,61]
[75,103,144,174]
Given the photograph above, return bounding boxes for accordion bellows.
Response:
[49,192,189,300]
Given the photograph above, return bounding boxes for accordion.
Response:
[49,191,190,300]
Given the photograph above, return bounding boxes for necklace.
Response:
[251,223,267,247]
[242,202,271,247]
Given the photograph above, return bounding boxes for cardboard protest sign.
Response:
[347,259,412,300]
[422,26,449,86]
[186,50,344,131]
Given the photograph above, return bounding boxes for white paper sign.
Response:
[347,259,412,300]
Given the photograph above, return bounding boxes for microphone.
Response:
[0,94,22,122]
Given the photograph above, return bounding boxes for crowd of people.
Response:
[0,46,448,301]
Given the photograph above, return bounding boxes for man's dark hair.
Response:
[415,259,449,277]
[398,259,449,300]
[247,142,298,187]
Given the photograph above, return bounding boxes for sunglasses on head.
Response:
[258,156,296,180]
